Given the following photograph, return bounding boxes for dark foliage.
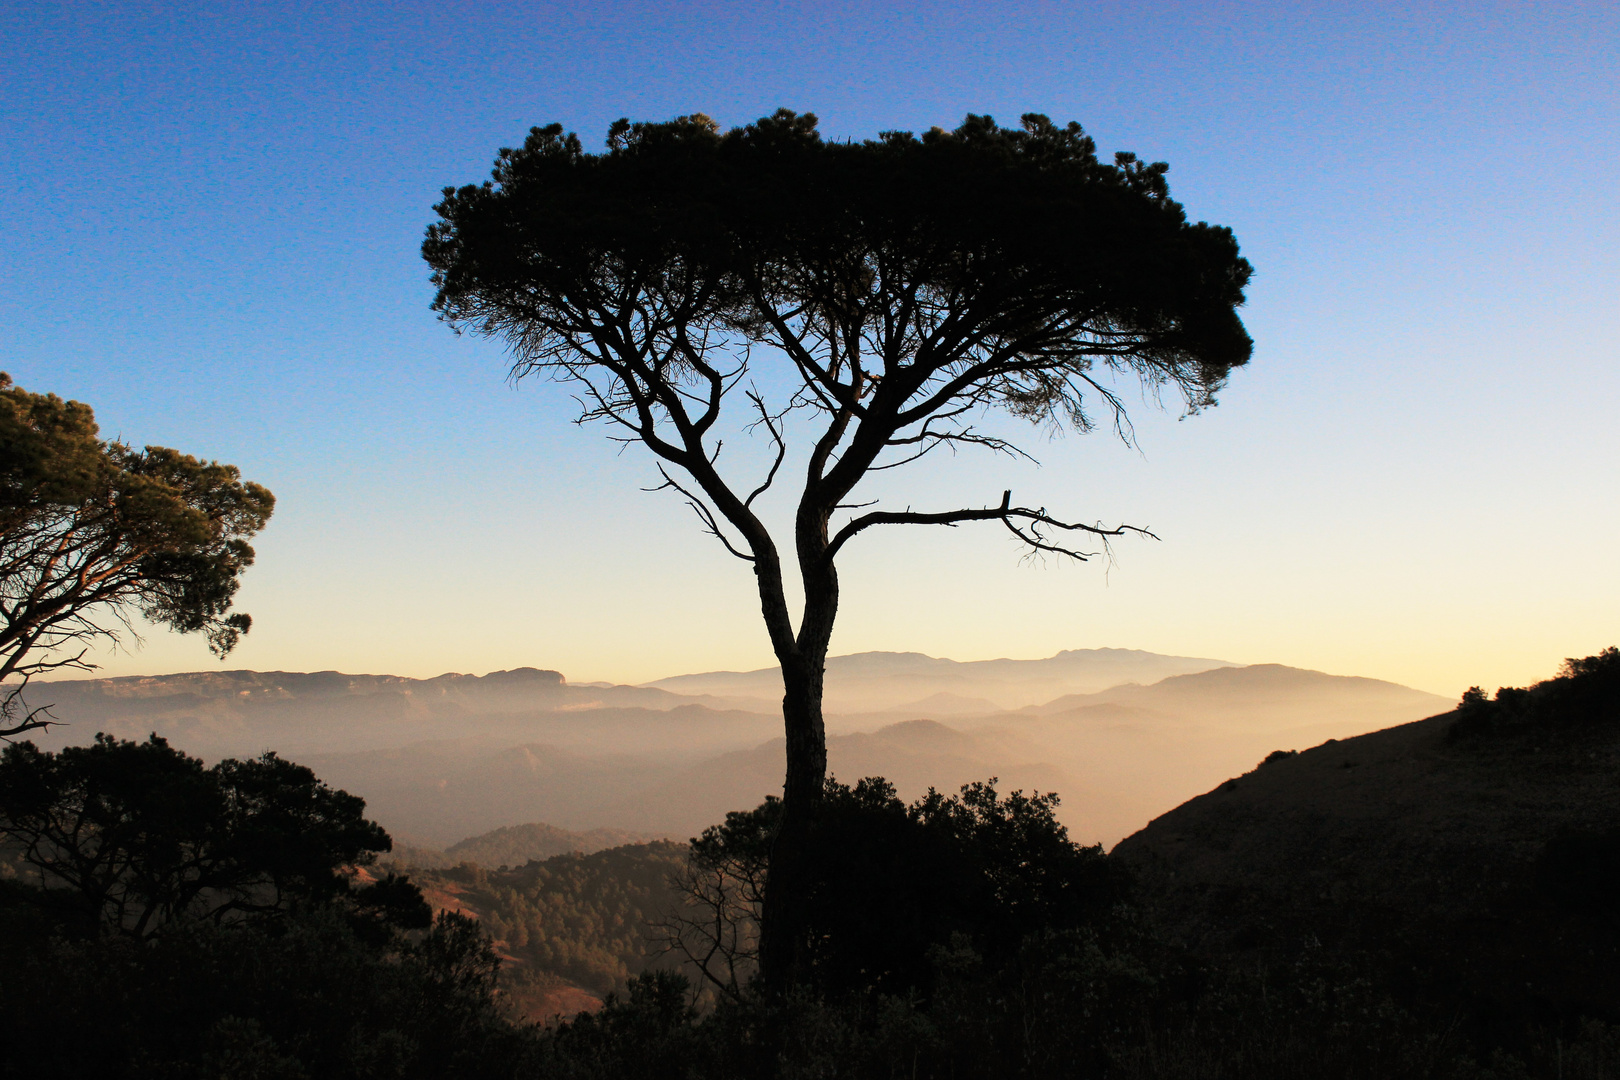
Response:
[0,907,527,1080]
[7,675,1617,1077]
[0,733,422,939]
[674,777,1127,998]
[5,737,1617,1076]
[1452,646,1620,737]
[810,778,1125,995]
[424,111,1254,406]
[527,934,1620,1079]
[530,970,705,1079]
[1536,826,1620,919]
[0,734,521,1079]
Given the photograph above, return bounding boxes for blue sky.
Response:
[4,1,1616,693]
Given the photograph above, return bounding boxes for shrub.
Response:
[662,776,1127,1000]
[1450,648,1620,738]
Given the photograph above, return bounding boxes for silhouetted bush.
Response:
[669,776,1127,1000]
[0,733,428,940]
[1451,647,1620,738]
[0,906,529,1079]
[0,733,514,1079]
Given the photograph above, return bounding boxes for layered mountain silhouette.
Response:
[602,665,1448,844]
[647,648,1234,714]
[22,668,772,759]
[25,651,1448,846]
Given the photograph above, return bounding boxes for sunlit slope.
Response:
[383,821,660,868]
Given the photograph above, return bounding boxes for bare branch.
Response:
[824,489,1157,565]
[647,466,756,563]
[872,419,1040,473]
[649,850,763,1003]
[0,678,59,740]
[742,390,790,510]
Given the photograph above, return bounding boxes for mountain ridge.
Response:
[644,647,1238,712]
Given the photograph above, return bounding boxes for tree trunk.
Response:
[757,649,827,990]
[757,516,838,990]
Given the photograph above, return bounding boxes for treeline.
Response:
[1453,646,1620,736]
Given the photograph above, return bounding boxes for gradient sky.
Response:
[4,1,1616,696]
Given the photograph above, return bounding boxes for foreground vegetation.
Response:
[3,649,1618,1077]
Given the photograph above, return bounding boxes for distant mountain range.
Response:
[647,648,1235,714]
[19,666,770,759]
[23,650,1451,846]
[604,664,1449,845]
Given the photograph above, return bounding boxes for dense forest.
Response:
[407,842,689,1000]
[2,649,1618,1077]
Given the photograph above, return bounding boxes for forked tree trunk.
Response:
[757,525,838,991]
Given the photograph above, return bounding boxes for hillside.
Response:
[382,821,659,868]
[400,841,690,1019]
[445,822,657,866]
[1112,659,1620,1025]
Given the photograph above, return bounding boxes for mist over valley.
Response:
[27,648,1449,848]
